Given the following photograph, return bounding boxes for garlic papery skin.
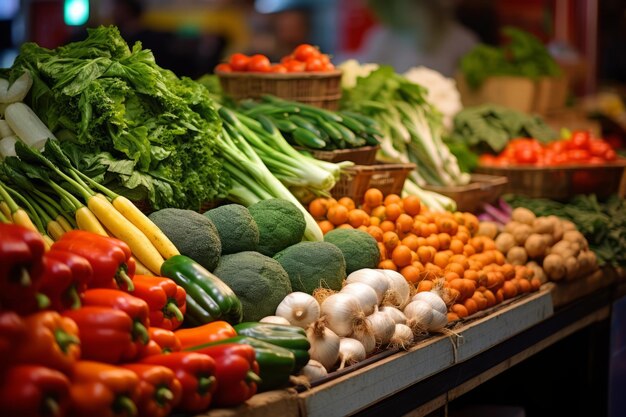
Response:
[379,269,411,309]
[306,319,340,370]
[276,292,321,329]
[320,292,365,337]
[411,291,447,315]
[428,309,448,332]
[351,323,376,354]
[379,306,407,325]
[404,300,434,333]
[338,337,366,369]
[341,282,378,315]
[389,324,414,350]
[260,315,291,325]
[366,309,395,346]
[300,360,328,381]
[346,269,389,304]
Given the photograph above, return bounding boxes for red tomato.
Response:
[319,54,331,65]
[588,156,607,164]
[553,153,570,165]
[293,44,319,61]
[479,154,498,166]
[323,62,336,71]
[604,149,617,161]
[229,53,250,71]
[247,54,271,72]
[280,54,295,64]
[271,64,288,73]
[214,63,232,72]
[514,147,539,164]
[283,59,306,72]
[305,56,325,71]
[566,149,591,162]
[589,139,611,157]
[570,131,591,150]
[547,141,566,153]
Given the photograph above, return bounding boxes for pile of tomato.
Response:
[480,131,619,167]
[215,44,335,73]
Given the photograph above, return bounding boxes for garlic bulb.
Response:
[379,269,411,309]
[338,337,366,369]
[276,292,321,329]
[306,319,340,370]
[366,309,395,346]
[412,291,447,315]
[389,324,414,350]
[320,292,366,337]
[404,300,433,333]
[341,282,378,315]
[260,315,291,325]
[379,306,407,325]
[351,322,376,354]
[346,269,389,304]
[300,360,328,381]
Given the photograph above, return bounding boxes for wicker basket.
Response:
[332,162,416,204]
[298,145,379,165]
[423,174,508,213]
[216,70,343,110]
[476,160,626,201]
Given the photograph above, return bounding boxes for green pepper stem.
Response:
[165,301,184,323]
[112,396,137,417]
[246,370,262,385]
[43,396,60,417]
[36,293,50,309]
[132,321,149,345]
[54,328,80,353]
[197,375,215,395]
[66,286,82,310]
[155,386,174,406]
[115,269,135,292]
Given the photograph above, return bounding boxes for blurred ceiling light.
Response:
[256,0,312,14]
[0,0,19,20]
[64,0,89,26]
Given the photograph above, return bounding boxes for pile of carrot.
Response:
[308,188,542,321]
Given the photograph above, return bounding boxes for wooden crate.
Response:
[423,174,508,213]
[300,145,379,165]
[331,162,416,204]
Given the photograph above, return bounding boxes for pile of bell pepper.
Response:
[479,131,619,167]
[0,224,310,417]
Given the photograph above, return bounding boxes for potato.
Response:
[561,220,577,232]
[511,207,536,225]
[533,217,554,235]
[563,230,585,246]
[476,221,499,240]
[550,216,564,242]
[526,261,548,284]
[543,253,566,281]
[564,256,579,281]
[507,246,528,266]
[495,232,516,254]
[525,234,548,258]
[512,224,533,245]
[541,233,554,247]
[550,240,573,258]
[504,221,522,234]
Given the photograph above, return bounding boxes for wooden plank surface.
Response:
[550,269,614,307]
[196,390,300,417]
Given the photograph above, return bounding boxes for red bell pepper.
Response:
[139,340,164,358]
[0,311,27,372]
[46,249,93,307]
[131,275,186,330]
[122,364,183,417]
[69,361,139,417]
[51,230,135,291]
[81,289,150,345]
[63,306,141,364]
[191,343,261,406]
[174,321,237,349]
[35,255,77,312]
[149,327,181,353]
[15,311,81,375]
[0,365,71,417]
[0,223,48,314]
[141,352,216,413]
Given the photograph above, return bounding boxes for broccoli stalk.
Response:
[217,108,324,241]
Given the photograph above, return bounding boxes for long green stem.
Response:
[5,185,45,232]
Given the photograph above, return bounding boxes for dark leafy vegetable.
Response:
[8,26,228,210]
[506,194,626,267]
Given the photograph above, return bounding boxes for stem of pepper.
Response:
[66,286,81,310]
[246,370,262,384]
[115,267,135,292]
[197,375,215,395]
[112,396,137,417]
[132,321,149,345]
[54,328,80,353]
[165,301,184,323]
[36,293,50,309]
[155,386,174,407]
[43,396,60,417]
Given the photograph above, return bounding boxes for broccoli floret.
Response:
[203,204,259,254]
[248,199,306,256]
[213,251,293,321]
[148,208,221,271]
[324,229,380,274]
[274,242,346,294]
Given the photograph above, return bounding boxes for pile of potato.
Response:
[477,208,598,283]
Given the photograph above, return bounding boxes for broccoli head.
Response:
[274,242,346,294]
[203,204,259,254]
[248,199,306,256]
[324,228,380,274]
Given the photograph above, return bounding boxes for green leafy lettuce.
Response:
[9,26,228,210]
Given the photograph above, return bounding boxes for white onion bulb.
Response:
[411,291,447,315]
[366,309,395,346]
[341,282,378,315]
[260,315,291,325]
[404,300,433,332]
[379,306,407,325]
[306,319,340,370]
[276,292,321,329]
[300,360,328,381]
[389,324,414,350]
[346,269,389,304]
[320,293,365,337]
[379,269,411,309]
[338,337,366,369]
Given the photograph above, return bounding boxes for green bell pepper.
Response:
[185,335,295,391]
[160,255,243,325]
[234,322,310,372]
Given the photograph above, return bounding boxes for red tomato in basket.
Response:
[283,59,306,72]
[271,64,288,73]
[566,149,591,163]
[604,149,617,161]
[514,147,539,164]
[293,44,320,61]
[305,56,325,72]
[229,53,250,71]
[570,130,591,150]
[247,54,271,72]
[479,154,498,166]
[589,139,611,158]
[215,63,232,72]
